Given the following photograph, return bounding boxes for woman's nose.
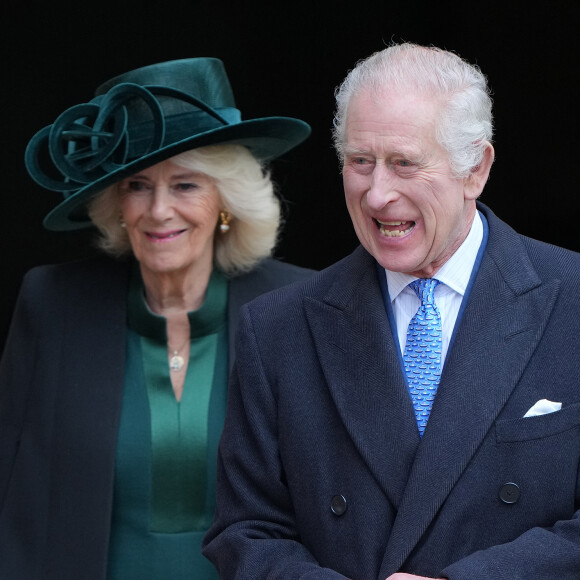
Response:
[149,186,174,220]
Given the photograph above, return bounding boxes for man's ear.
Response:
[464,142,495,200]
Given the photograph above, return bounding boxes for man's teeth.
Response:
[377,220,414,237]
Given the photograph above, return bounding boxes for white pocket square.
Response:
[523,399,562,418]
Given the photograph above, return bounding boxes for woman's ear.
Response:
[464,142,495,200]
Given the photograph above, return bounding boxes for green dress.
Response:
[107,266,228,579]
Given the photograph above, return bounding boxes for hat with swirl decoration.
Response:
[25,58,311,231]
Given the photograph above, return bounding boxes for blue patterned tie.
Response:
[403,278,442,436]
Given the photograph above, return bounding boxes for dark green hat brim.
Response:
[41,116,310,231]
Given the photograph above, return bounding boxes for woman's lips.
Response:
[375,219,415,237]
[145,229,186,241]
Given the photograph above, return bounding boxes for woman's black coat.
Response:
[0,255,313,579]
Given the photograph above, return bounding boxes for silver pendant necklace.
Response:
[168,338,189,372]
[169,352,185,372]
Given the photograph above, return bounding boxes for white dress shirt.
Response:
[385,211,483,369]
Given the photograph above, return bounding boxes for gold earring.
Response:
[219,210,232,234]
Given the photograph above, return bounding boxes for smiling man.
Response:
[341,88,492,279]
[204,43,580,579]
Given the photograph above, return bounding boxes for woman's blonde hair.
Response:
[87,144,281,275]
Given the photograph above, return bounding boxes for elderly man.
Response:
[203,43,580,579]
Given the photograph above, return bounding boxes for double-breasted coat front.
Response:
[204,203,580,579]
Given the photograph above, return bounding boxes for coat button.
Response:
[499,482,520,504]
[330,494,347,516]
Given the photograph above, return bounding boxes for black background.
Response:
[3,0,579,347]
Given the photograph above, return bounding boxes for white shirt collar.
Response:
[385,211,483,302]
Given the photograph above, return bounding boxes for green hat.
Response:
[25,57,311,231]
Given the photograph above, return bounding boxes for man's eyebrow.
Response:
[343,146,428,163]
[343,146,371,156]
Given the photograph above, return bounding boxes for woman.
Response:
[0,58,313,579]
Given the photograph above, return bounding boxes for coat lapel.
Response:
[227,259,314,371]
[379,206,561,575]
[304,248,420,508]
[45,258,129,578]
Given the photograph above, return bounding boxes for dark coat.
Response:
[0,256,313,579]
[203,203,580,579]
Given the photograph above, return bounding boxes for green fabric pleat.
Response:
[141,333,217,531]
[106,263,228,579]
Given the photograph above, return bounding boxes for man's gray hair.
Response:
[332,43,493,178]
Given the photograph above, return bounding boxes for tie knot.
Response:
[409,278,440,305]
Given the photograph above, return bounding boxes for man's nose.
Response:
[366,165,400,210]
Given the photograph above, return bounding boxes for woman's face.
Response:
[118,159,222,278]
